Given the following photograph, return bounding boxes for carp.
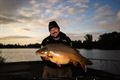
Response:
[36,43,92,71]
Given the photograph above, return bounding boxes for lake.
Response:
[0,48,120,75]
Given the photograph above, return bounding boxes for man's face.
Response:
[49,27,60,38]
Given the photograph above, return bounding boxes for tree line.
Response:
[0,31,120,49]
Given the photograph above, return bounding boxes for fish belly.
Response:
[49,55,70,65]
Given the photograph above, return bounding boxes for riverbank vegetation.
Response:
[0,32,120,49]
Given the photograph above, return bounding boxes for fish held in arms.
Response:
[36,43,92,71]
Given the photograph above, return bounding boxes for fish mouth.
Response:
[35,49,41,53]
[36,52,47,57]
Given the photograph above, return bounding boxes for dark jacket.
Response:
[41,32,85,76]
[41,32,72,68]
[41,32,71,47]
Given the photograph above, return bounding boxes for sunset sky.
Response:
[0,0,120,45]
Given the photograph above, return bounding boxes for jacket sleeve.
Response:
[60,32,72,46]
[65,36,72,46]
[41,39,46,47]
[41,37,50,48]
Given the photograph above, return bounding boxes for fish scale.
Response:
[36,43,92,71]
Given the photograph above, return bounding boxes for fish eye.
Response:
[44,51,48,54]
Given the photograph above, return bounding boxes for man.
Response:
[41,21,71,47]
[41,21,73,78]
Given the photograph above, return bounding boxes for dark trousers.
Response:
[42,66,72,78]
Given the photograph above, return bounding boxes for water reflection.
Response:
[0,49,120,75]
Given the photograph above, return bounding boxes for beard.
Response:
[51,32,60,38]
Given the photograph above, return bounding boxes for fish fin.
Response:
[86,59,93,65]
[78,62,88,72]
[81,58,93,65]
[80,64,86,71]
[57,64,61,67]
[72,61,78,67]
[73,61,87,72]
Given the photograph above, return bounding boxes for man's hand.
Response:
[42,56,49,60]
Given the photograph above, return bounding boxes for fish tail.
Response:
[79,63,85,71]
[72,61,78,67]
[73,61,86,72]
[77,60,87,72]
[81,58,93,65]
[87,59,93,65]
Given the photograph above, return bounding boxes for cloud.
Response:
[117,11,120,20]
[0,36,40,45]
[20,0,89,20]
[67,33,84,41]
[22,28,31,31]
[67,32,100,41]
[93,5,113,21]
[0,0,89,28]
[0,0,23,15]
[0,36,31,40]
[47,0,59,4]
[0,0,119,45]
[90,4,120,31]
[66,0,89,14]
[18,8,34,18]
[13,27,32,34]
[0,15,18,24]
[0,0,25,24]
[67,8,76,14]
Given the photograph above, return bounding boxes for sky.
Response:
[0,0,120,45]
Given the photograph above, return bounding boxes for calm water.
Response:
[0,48,120,75]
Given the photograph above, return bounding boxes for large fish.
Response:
[36,43,92,71]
